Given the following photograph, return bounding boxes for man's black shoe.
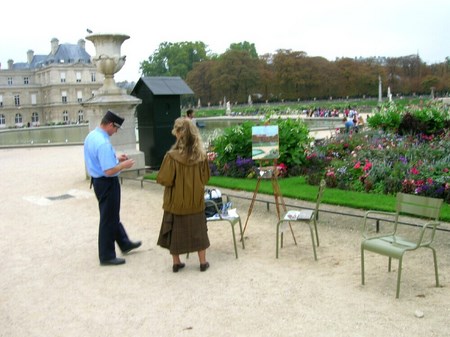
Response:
[100,257,126,266]
[122,241,142,254]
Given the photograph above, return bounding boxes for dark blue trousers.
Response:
[92,176,131,262]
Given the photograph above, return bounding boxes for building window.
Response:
[63,110,69,123]
[14,95,20,106]
[32,112,39,125]
[77,90,83,103]
[0,94,3,107]
[61,91,67,103]
[60,72,66,83]
[0,114,5,126]
[15,113,22,125]
[76,72,82,83]
[78,110,84,122]
[91,72,96,82]
[7,77,13,85]
[24,77,29,85]
[31,93,37,105]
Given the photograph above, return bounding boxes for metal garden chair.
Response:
[276,179,326,260]
[361,192,443,298]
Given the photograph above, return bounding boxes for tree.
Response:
[186,60,216,104]
[228,41,258,59]
[210,49,261,104]
[140,41,209,79]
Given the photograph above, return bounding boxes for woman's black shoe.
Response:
[200,262,210,272]
[172,263,185,273]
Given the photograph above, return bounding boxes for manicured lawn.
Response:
[144,174,450,222]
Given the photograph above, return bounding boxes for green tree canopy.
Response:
[140,41,209,79]
[139,40,449,105]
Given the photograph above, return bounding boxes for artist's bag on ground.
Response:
[204,188,223,217]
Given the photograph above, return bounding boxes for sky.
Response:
[1,0,449,82]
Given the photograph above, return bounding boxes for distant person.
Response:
[156,117,211,273]
[84,110,142,266]
[186,108,195,120]
[354,115,365,133]
[186,108,198,127]
[343,116,354,133]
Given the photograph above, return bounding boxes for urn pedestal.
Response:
[82,33,145,177]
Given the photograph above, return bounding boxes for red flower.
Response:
[410,167,420,175]
[363,160,372,171]
[354,161,361,169]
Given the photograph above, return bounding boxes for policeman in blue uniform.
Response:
[84,110,141,266]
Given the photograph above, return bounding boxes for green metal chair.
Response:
[361,192,443,298]
[205,195,245,259]
[276,179,326,260]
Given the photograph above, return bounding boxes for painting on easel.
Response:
[251,125,279,160]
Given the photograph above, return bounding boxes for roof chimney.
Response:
[51,38,59,55]
[78,39,86,50]
[27,50,34,64]
[7,59,14,69]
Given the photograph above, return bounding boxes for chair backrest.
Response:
[314,179,326,213]
[205,199,222,217]
[396,192,443,221]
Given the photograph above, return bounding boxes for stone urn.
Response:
[86,33,129,95]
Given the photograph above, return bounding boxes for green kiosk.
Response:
[131,77,194,169]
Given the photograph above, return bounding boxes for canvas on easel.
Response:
[242,126,297,244]
[252,125,280,161]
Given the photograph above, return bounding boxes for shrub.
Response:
[210,117,311,177]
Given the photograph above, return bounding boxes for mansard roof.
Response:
[10,42,92,70]
[44,43,91,65]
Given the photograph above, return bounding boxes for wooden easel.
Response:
[242,159,297,245]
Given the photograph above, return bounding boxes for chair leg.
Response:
[288,221,297,246]
[396,257,403,298]
[230,222,238,259]
[361,246,365,285]
[313,218,319,247]
[430,247,439,287]
[238,218,245,249]
[276,221,281,258]
[309,224,318,261]
[388,257,392,272]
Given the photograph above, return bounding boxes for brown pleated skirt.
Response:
[157,211,210,255]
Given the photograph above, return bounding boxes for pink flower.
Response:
[410,167,420,175]
[326,170,335,177]
[354,161,361,169]
[363,160,372,171]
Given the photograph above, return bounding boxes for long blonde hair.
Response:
[170,117,206,162]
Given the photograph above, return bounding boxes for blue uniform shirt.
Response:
[84,127,119,178]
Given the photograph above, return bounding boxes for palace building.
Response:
[0,38,103,128]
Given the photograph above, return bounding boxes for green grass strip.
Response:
[144,174,450,222]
